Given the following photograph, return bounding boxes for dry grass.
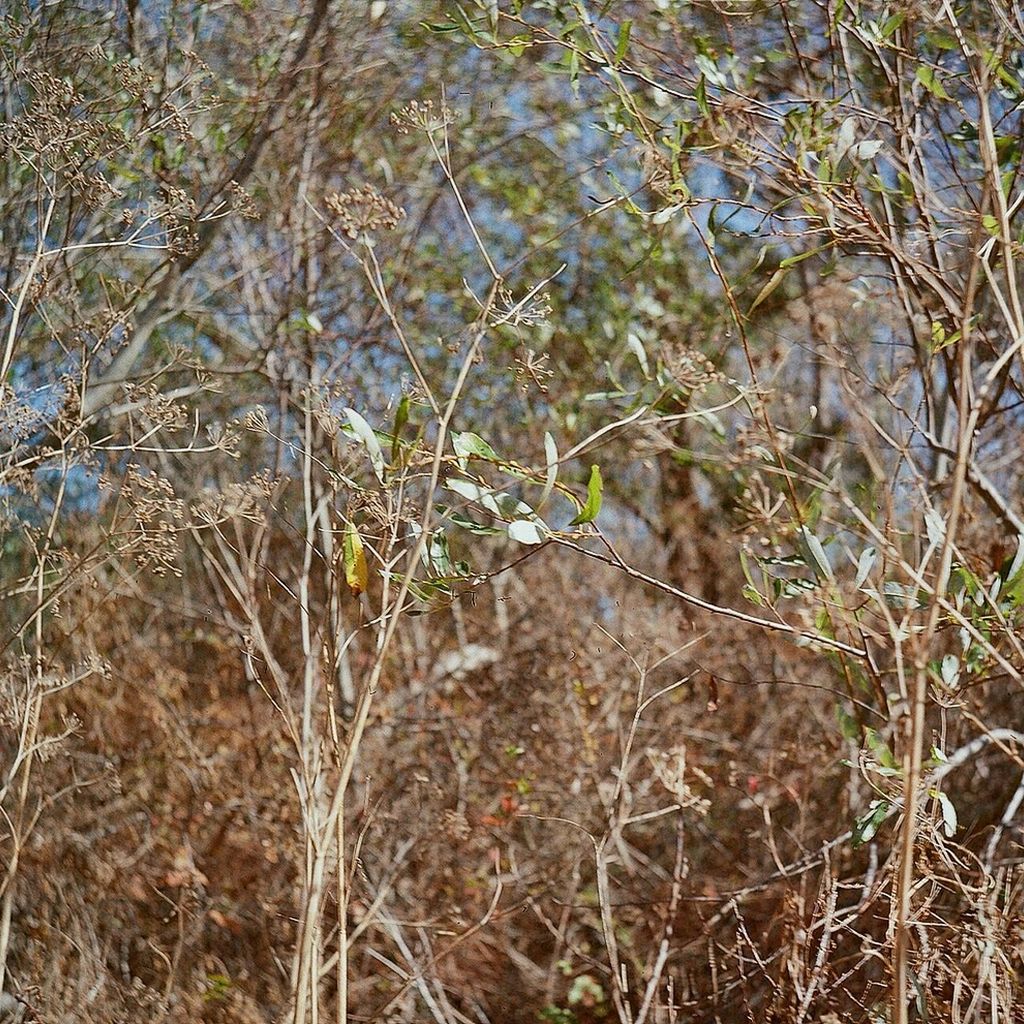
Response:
[3,2,1024,1022]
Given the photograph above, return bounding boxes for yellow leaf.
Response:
[343,522,368,596]
[748,267,786,316]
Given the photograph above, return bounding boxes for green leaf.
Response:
[447,479,538,522]
[797,525,833,582]
[739,547,758,587]
[854,546,876,589]
[453,430,498,460]
[881,579,922,609]
[1003,535,1024,584]
[776,577,817,599]
[865,727,899,771]
[925,29,957,50]
[538,431,558,509]
[853,799,890,846]
[494,491,538,520]
[508,520,546,545]
[567,974,605,1008]
[880,11,905,39]
[916,65,952,101]
[570,465,603,526]
[934,790,958,837]
[447,478,500,515]
[568,48,580,95]
[651,202,686,225]
[779,245,829,269]
[950,562,980,600]
[539,1007,577,1024]
[446,509,504,536]
[343,522,368,596]
[344,407,385,483]
[391,394,410,463]
[695,75,709,116]
[626,332,649,375]
[614,20,631,65]
[939,654,960,689]
[424,530,461,577]
[835,704,859,741]
[1000,534,1024,605]
[761,554,807,568]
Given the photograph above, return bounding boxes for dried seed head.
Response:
[228,179,259,219]
[661,343,723,393]
[389,98,458,135]
[325,185,405,239]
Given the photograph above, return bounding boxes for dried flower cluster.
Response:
[513,347,554,393]
[228,179,259,219]
[120,466,186,576]
[491,286,553,329]
[324,185,405,239]
[662,342,725,394]
[155,185,200,257]
[192,473,276,527]
[389,97,458,135]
